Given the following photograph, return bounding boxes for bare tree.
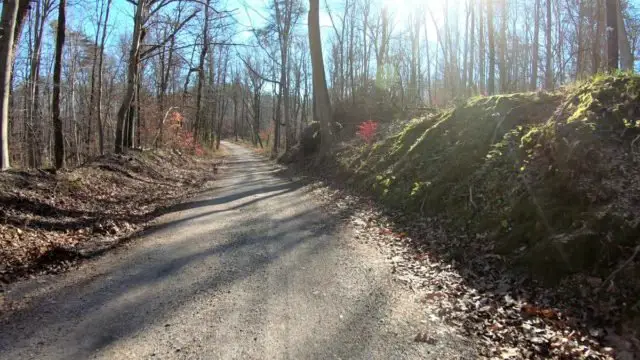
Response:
[467,1,475,94]
[0,0,637,169]
[52,0,67,169]
[115,0,196,153]
[545,0,553,89]
[309,0,332,156]
[115,0,145,154]
[96,0,112,154]
[478,0,485,93]
[0,0,21,169]
[531,0,540,90]
[487,0,496,95]
[194,0,212,143]
[617,0,633,70]
[499,0,507,92]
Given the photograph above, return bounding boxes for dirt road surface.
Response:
[0,142,475,359]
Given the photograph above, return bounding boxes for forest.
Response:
[2,0,640,358]
[0,0,638,169]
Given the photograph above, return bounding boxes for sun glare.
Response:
[381,0,433,17]
[377,0,456,34]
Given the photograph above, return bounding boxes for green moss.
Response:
[337,73,640,283]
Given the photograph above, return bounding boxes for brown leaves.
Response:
[0,150,221,284]
[307,182,622,360]
[521,304,560,320]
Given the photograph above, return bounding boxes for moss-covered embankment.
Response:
[337,74,640,286]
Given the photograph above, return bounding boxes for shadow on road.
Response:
[0,144,378,359]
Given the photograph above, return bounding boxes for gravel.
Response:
[0,142,475,360]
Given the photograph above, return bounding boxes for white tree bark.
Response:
[0,0,20,169]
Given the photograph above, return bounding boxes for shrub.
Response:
[165,111,204,156]
[356,120,378,144]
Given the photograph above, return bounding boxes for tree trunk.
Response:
[52,0,66,169]
[468,2,474,94]
[0,0,20,170]
[410,14,419,102]
[423,13,432,105]
[96,0,111,155]
[115,0,145,154]
[362,0,370,89]
[273,0,294,154]
[233,91,238,142]
[487,0,496,95]
[555,0,564,84]
[157,25,175,148]
[194,0,210,144]
[593,0,603,74]
[499,0,507,92]
[348,4,356,103]
[136,67,142,147]
[26,1,49,167]
[545,0,553,89]
[478,0,485,93]
[607,0,618,71]
[309,0,332,156]
[86,0,105,156]
[617,0,633,71]
[376,7,389,93]
[576,0,585,78]
[462,3,469,91]
[531,0,540,90]
[253,88,262,147]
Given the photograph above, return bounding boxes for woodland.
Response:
[2,0,640,358]
[0,0,637,168]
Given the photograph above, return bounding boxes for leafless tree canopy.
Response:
[0,0,638,168]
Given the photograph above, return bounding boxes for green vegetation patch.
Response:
[338,74,640,285]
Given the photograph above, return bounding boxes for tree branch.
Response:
[140,10,199,59]
[239,55,280,85]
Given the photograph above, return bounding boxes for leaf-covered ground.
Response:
[0,149,223,285]
[283,74,640,358]
[294,177,634,359]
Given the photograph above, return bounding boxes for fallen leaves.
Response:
[0,150,221,285]
[307,182,632,359]
[521,304,560,321]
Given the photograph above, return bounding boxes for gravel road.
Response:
[0,142,474,359]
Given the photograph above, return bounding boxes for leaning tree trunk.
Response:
[52,0,66,169]
[308,0,332,157]
[0,0,20,170]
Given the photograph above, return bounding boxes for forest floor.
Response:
[282,162,631,359]
[0,148,224,287]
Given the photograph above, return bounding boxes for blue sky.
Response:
[69,0,438,48]
[61,0,640,71]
